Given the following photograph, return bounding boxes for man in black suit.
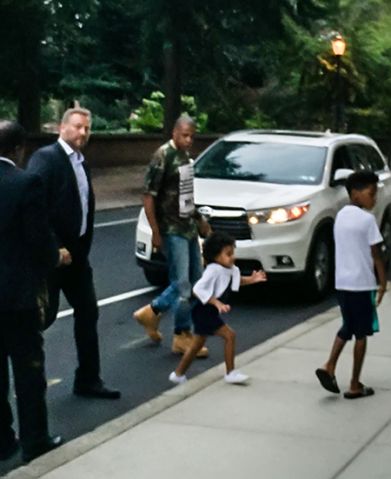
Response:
[28,108,120,400]
[0,120,63,462]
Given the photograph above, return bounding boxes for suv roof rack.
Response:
[245,129,337,138]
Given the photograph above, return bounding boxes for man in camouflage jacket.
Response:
[133,116,210,357]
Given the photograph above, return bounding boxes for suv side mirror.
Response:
[331,168,354,186]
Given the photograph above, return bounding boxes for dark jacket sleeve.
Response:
[28,149,53,200]
[21,174,59,273]
[28,146,65,249]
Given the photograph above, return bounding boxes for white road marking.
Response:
[119,337,151,349]
[57,286,158,318]
[94,218,138,228]
[47,378,63,387]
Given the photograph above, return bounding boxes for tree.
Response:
[0,0,47,131]
[1,0,391,135]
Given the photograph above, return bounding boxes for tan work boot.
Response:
[171,331,209,358]
[133,305,162,343]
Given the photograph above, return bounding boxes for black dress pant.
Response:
[45,258,101,386]
[0,309,49,451]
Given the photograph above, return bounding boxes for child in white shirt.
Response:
[169,231,266,385]
[316,171,387,399]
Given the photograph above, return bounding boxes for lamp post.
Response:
[331,34,346,132]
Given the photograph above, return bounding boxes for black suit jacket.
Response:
[27,142,95,261]
[0,161,59,311]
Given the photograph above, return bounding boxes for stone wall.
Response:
[24,133,220,168]
[24,133,390,168]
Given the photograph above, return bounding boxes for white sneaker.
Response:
[169,371,187,385]
[224,370,249,384]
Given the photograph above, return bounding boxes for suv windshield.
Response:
[194,141,327,185]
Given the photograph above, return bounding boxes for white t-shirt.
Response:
[334,205,383,291]
[193,263,241,304]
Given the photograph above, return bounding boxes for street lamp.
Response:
[331,34,346,132]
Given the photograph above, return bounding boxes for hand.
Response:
[249,270,267,284]
[151,229,162,250]
[58,248,72,266]
[377,286,387,306]
[197,218,212,238]
[214,300,231,314]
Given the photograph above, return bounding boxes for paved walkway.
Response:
[6,287,391,479]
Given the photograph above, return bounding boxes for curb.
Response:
[5,305,340,479]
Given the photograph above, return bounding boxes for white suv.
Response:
[135,130,391,298]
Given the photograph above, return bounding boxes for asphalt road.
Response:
[1,206,337,476]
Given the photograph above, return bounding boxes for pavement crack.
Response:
[332,416,391,479]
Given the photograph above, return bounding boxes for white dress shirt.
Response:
[58,138,89,237]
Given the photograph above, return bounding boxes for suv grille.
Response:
[208,216,251,240]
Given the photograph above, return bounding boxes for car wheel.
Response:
[143,268,168,286]
[304,232,333,300]
[380,208,391,269]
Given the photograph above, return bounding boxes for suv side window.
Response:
[347,144,372,171]
[330,145,352,182]
[365,145,386,172]
[347,144,386,172]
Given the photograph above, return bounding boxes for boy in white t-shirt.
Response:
[316,171,387,399]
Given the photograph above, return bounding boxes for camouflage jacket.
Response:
[144,140,200,239]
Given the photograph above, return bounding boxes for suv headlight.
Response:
[247,202,310,225]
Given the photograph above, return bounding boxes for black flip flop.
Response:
[343,385,374,399]
[315,368,340,394]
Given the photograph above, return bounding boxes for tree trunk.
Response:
[17,32,41,133]
[163,37,181,140]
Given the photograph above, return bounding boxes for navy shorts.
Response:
[336,290,379,341]
[192,301,225,336]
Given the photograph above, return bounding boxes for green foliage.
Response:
[79,95,131,132]
[0,99,17,120]
[244,112,277,130]
[129,92,164,133]
[1,0,391,136]
[129,91,208,133]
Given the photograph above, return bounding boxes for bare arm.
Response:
[240,270,267,286]
[143,193,162,249]
[197,217,212,238]
[371,244,387,305]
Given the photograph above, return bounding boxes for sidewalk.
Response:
[6,288,391,479]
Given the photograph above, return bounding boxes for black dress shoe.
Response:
[22,435,63,463]
[0,439,19,461]
[73,382,121,399]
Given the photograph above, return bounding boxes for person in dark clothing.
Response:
[0,120,63,463]
[27,108,120,400]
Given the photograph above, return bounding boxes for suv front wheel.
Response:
[304,231,334,300]
[380,207,391,270]
[143,267,168,286]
